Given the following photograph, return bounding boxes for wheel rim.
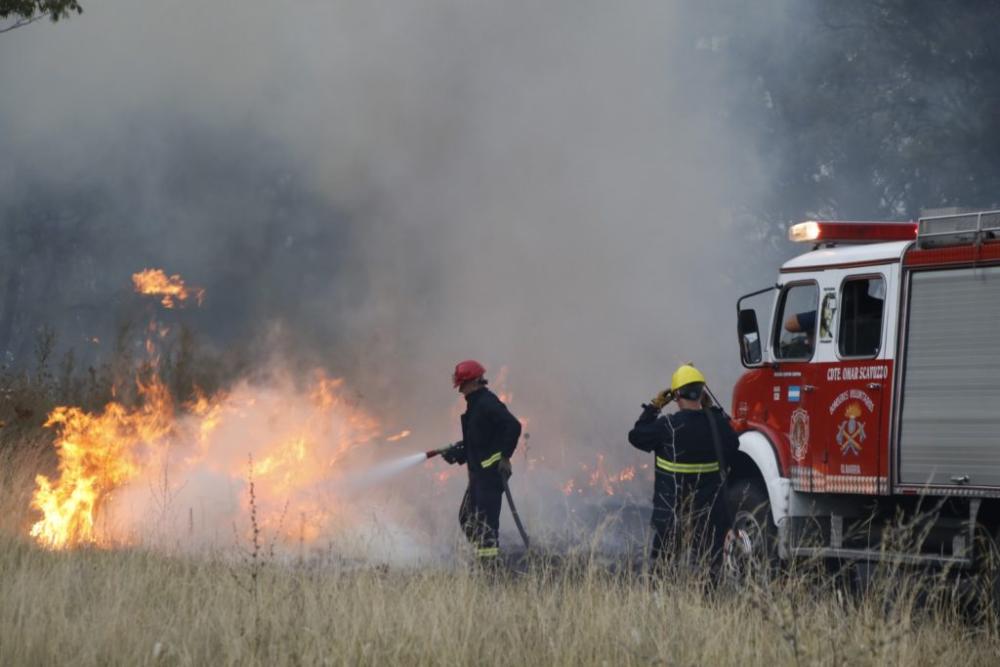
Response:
[724,509,768,580]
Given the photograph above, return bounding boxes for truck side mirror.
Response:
[738,309,763,366]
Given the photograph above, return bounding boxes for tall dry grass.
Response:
[0,531,998,666]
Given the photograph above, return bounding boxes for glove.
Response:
[498,457,512,480]
[440,442,465,465]
[649,389,674,410]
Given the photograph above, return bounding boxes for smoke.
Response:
[99,371,443,564]
[1,1,790,556]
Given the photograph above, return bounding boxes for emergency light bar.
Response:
[917,210,1000,249]
[789,220,918,244]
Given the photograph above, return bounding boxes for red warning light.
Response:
[789,220,917,244]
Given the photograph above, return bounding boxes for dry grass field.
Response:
[1,530,999,666]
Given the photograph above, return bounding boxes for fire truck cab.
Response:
[730,210,1000,568]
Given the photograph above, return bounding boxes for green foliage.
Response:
[0,0,81,22]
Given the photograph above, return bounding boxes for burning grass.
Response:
[21,364,396,551]
[0,534,997,666]
[0,270,433,553]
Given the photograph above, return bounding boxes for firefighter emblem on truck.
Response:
[836,403,867,456]
[789,407,810,462]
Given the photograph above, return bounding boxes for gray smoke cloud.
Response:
[0,1,790,553]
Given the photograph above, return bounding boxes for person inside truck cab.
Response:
[781,310,817,356]
[784,310,816,334]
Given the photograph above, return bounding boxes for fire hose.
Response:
[502,473,531,550]
[426,446,531,551]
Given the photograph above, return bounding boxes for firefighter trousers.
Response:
[650,472,727,574]
[459,471,503,560]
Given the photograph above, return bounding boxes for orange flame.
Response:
[32,270,405,552]
[30,377,174,548]
[558,457,643,499]
[131,268,205,309]
[29,368,392,551]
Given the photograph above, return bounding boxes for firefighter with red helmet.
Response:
[628,364,739,573]
[440,360,522,564]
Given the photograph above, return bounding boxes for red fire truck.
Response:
[728,210,1000,570]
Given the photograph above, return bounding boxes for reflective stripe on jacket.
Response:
[459,387,522,474]
[480,451,503,468]
[655,457,720,474]
[629,405,739,477]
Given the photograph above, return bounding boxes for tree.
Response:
[720,0,1000,233]
[0,0,81,34]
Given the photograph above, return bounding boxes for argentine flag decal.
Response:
[788,386,801,402]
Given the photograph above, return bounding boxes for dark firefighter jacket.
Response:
[628,405,740,489]
[449,387,522,474]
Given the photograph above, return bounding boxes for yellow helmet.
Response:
[671,364,706,392]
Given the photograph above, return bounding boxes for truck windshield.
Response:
[774,283,819,360]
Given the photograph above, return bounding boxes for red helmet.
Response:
[452,360,486,388]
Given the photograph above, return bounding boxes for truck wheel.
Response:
[725,478,778,583]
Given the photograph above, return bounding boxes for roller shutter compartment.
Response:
[899,265,1000,487]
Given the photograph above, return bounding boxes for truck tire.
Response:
[725,477,778,582]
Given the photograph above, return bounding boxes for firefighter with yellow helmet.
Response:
[628,364,739,573]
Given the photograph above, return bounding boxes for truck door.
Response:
[770,281,821,491]
[818,274,888,492]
